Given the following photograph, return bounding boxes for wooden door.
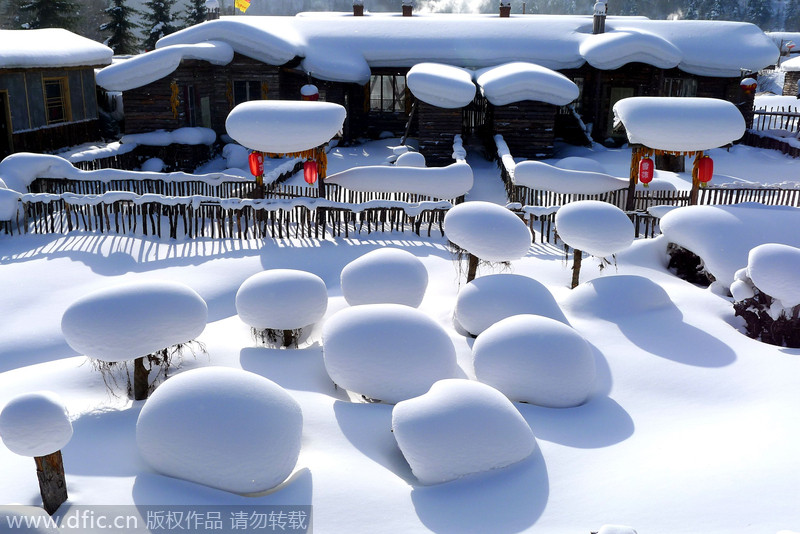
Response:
[0,91,12,159]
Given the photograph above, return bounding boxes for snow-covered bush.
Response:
[340,248,428,307]
[444,201,531,283]
[322,304,457,403]
[454,274,568,336]
[732,243,800,348]
[235,269,328,348]
[554,200,634,288]
[473,315,596,407]
[391,379,536,485]
[61,280,208,400]
[136,367,302,494]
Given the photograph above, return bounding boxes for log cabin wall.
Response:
[782,71,800,98]
[416,101,461,167]
[492,101,558,159]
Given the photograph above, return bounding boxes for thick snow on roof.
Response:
[613,97,746,152]
[96,42,234,91]
[0,29,112,69]
[781,55,800,72]
[407,63,476,108]
[141,15,776,86]
[475,62,580,106]
[325,161,473,200]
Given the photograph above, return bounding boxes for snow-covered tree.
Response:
[744,0,772,29]
[20,0,79,31]
[183,0,208,26]
[786,0,800,31]
[0,0,31,29]
[142,0,180,51]
[101,0,142,55]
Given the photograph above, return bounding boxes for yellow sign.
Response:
[235,0,250,13]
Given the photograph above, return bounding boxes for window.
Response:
[663,78,697,97]
[43,77,70,125]
[233,80,261,106]
[369,75,407,113]
[572,76,585,113]
[185,85,197,127]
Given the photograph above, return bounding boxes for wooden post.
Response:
[282,329,295,348]
[690,151,703,206]
[466,253,480,283]
[571,248,583,289]
[34,451,67,515]
[133,356,149,401]
[626,145,641,212]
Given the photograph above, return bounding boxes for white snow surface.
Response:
[597,526,638,534]
[474,62,580,106]
[391,379,537,485]
[613,97,745,152]
[60,280,208,363]
[0,392,72,457]
[746,244,800,308]
[554,200,634,257]
[580,29,682,71]
[96,42,234,91]
[561,275,675,319]
[235,269,328,330]
[781,55,800,72]
[513,160,628,194]
[444,201,531,262]
[660,204,800,289]
[340,248,428,307]
[0,506,60,533]
[407,63,476,109]
[394,151,426,167]
[0,188,20,221]
[322,304,457,403]
[121,128,217,147]
[454,274,568,336]
[136,367,302,494]
[325,161,472,199]
[473,315,597,408]
[0,29,112,69]
[554,157,607,173]
[140,158,165,172]
[225,101,346,153]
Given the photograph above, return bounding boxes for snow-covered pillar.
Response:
[500,1,511,17]
[353,0,364,16]
[403,0,413,16]
[593,0,607,34]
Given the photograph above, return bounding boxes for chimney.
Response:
[205,0,220,20]
[593,0,607,34]
[353,0,364,16]
[402,0,413,16]
[500,1,511,17]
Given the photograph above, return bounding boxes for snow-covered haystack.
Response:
[732,243,800,348]
[136,367,302,495]
[444,201,531,283]
[391,379,537,485]
[340,248,428,308]
[225,100,346,153]
[61,280,208,399]
[0,392,72,458]
[513,160,628,194]
[561,275,673,320]
[454,274,568,336]
[473,315,596,408]
[235,269,328,348]
[0,506,61,533]
[554,200,634,288]
[407,63,476,109]
[660,204,800,290]
[322,304,457,404]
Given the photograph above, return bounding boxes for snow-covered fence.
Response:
[741,130,800,158]
[752,106,800,132]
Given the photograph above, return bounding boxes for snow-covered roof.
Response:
[0,29,113,69]
[781,55,800,72]
[96,14,777,89]
[613,97,746,152]
[475,62,580,106]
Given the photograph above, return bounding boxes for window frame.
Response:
[369,74,408,114]
[42,77,71,125]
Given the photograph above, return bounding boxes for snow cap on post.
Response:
[0,392,73,458]
[235,269,328,331]
[555,200,634,258]
[444,201,531,262]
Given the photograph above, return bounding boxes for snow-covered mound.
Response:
[394,151,426,168]
[554,200,634,257]
[340,249,428,308]
[391,379,537,485]
[225,101,346,153]
[473,315,596,408]
[0,506,61,533]
[444,201,531,262]
[235,269,328,330]
[454,274,568,336]
[0,392,72,457]
[407,63,476,109]
[513,160,628,194]
[322,304,457,404]
[660,204,800,289]
[581,29,681,71]
[0,188,20,221]
[746,243,800,308]
[140,158,164,172]
[136,367,302,494]
[613,97,745,152]
[325,161,473,200]
[561,275,673,319]
[61,281,208,363]
[474,62,580,106]
[554,157,607,173]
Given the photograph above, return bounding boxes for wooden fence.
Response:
[752,106,800,132]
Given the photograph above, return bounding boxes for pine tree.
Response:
[0,0,30,29]
[21,0,79,31]
[785,0,800,31]
[142,0,180,51]
[684,0,699,19]
[744,0,773,29]
[101,0,142,55]
[183,0,208,26]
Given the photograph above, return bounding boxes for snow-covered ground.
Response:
[1,138,799,533]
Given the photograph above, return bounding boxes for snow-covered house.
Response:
[95,12,778,163]
[0,29,113,159]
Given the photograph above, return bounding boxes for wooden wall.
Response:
[417,102,460,167]
[492,101,557,159]
[783,71,800,97]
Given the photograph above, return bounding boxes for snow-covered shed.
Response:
[96,13,777,156]
[0,29,113,159]
[780,55,800,97]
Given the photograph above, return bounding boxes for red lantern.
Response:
[697,156,713,184]
[301,84,319,101]
[638,156,654,185]
[740,77,757,94]
[304,160,318,184]
[248,152,264,177]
